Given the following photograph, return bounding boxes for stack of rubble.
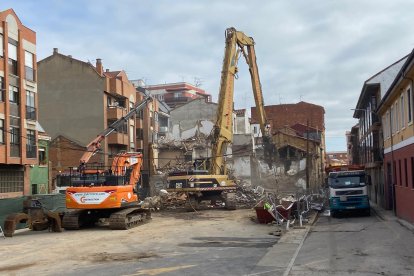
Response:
[141,190,188,210]
[235,180,268,208]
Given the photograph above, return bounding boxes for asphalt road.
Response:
[289,210,414,276]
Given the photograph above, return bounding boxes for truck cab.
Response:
[328,170,371,217]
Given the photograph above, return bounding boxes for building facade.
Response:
[353,55,407,208]
[377,50,414,223]
[0,9,39,198]
[38,50,159,189]
[30,130,51,194]
[251,101,326,189]
[141,82,211,109]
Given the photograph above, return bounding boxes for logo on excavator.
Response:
[80,196,86,203]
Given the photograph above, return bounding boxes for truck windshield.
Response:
[329,175,365,188]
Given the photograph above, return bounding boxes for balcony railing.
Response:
[26,106,37,121]
[26,144,37,158]
[166,97,192,103]
[10,143,20,157]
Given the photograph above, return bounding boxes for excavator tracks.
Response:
[108,208,151,230]
[62,210,83,230]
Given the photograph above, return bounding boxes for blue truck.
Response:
[327,168,371,217]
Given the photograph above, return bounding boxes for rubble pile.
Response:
[234,180,269,208]
[141,190,188,210]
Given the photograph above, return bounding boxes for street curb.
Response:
[282,218,313,276]
[397,219,414,233]
[371,203,414,233]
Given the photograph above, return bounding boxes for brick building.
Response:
[0,9,40,199]
[141,82,211,109]
[251,101,326,189]
[38,50,159,192]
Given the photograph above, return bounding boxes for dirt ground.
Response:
[0,208,276,276]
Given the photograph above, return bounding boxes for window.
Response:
[405,159,408,187]
[129,125,134,149]
[0,119,3,144]
[136,109,144,119]
[25,51,35,81]
[390,105,395,134]
[26,90,36,120]
[136,128,144,140]
[38,147,47,166]
[0,34,3,57]
[9,85,19,104]
[0,76,3,102]
[10,126,20,144]
[9,126,20,157]
[408,89,412,123]
[400,95,405,128]
[26,129,36,158]
[395,102,399,132]
[399,160,402,186]
[174,92,182,98]
[411,157,414,189]
[8,40,18,75]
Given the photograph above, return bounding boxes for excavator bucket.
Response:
[3,213,30,237]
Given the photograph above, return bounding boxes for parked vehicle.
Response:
[326,165,371,217]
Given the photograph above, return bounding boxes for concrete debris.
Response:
[142,191,188,210]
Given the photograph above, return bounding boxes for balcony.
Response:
[166,97,192,103]
[26,145,37,159]
[26,106,37,121]
[107,132,129,146]
[107,106,125,120]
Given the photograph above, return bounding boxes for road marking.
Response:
[282,226,311,276]
[124,265,196,276]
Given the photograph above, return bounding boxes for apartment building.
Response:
[0,9,39,199]
[141,82,211,109]
[353,55,407,208]
[378,49,414,223]
[38,50,159,189]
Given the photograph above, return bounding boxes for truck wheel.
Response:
[330,210,336,218]
[364,208,371,216]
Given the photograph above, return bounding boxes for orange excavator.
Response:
[62,96,152,230]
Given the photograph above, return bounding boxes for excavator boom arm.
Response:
[79,95,153,166]
[211,27,273,175]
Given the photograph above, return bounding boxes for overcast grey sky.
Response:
[2,1,413,151]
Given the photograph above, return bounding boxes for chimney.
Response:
[96,58,103,76]
[106,69,109,72]
[53,48,58,54]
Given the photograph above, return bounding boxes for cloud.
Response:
[2,0,413,152]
